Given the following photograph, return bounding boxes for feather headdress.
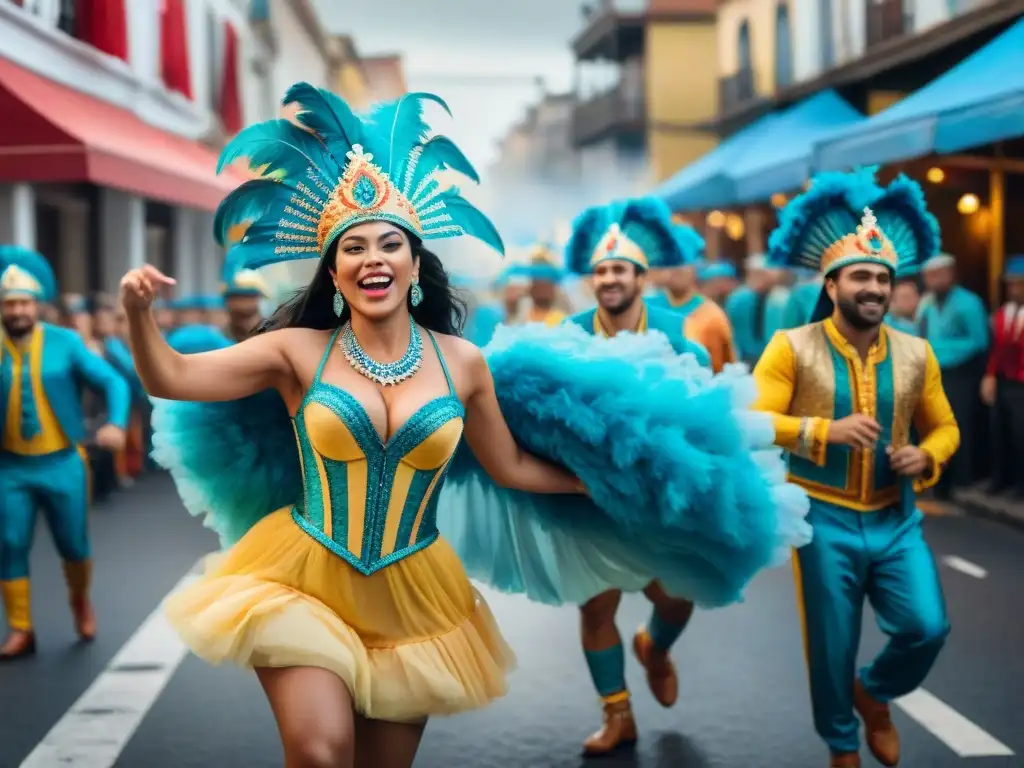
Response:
[213,83,504,270]
[0,246,57,302]
[565,197,694,275]
[672,222,706,266]
[506,242,566,283]
[767,168,939,278]
[767,168,940,321]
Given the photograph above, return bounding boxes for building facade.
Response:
[0,0,333,298]
[570,0,720,190]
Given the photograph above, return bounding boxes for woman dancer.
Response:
[124,85,581,768]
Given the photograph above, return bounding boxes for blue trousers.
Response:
[0,449,90,580]
[794,499,949,755]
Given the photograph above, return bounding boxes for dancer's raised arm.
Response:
[121,265,292,403]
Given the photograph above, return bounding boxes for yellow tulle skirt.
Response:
[165,508,516,723]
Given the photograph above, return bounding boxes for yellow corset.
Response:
[291,382,464,574]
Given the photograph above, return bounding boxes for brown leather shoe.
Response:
[70,597,97,642]
[0,629,37,660]
[854,678,900,766]
[632,626,678,707]
[830,752,860,767]
[582,699,638,756]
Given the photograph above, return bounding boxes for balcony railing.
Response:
[571,81,645,147]
[865,0,911,47]
[718,68,756,114]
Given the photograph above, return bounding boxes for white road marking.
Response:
[941,555,988,579]
[19,567,201,768]
[895,689,1014,757]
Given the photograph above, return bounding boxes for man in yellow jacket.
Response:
[752,171,959,768]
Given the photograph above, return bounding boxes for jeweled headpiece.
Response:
[0,246,56,302]
[767,168,940,322]
[565,197,692,275]
[213,83,504,270]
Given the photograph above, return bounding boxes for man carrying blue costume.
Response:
[0,246,129,659]
[753,171,960,768]
[507,243,569,327]
[221,248,270,343]
[564,197,711,755]
[725,253,772,365]
[165,295,232,355]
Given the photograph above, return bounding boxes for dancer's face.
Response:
[331,222,418,323]
[1,295,38,338]
[592,259,644,316]
[827,263,892,330]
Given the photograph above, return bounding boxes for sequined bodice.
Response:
[291,329,465,574]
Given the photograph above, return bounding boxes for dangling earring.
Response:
[333,290,345,317]
[410,280,424,308]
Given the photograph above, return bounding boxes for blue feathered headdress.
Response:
[507,243,566,283]
[213,83,504,271]
[221,246,270,298]
[565,197,692,275]
[767,168,940,321]
[672,222,706,266]
[0,245,57,302]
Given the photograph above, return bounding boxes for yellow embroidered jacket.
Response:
[752,318,960,511]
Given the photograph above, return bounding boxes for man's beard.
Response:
[598,286,637,316]
[836,292,888,330]
[1,317,33,339]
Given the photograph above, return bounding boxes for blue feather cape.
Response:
[151,324,811,607]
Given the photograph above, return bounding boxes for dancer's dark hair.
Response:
[259,232,466,337]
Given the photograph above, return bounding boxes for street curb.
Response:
[954,489,1024,533]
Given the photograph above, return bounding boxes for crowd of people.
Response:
[471,242,1024,504]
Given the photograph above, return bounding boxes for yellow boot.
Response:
[1,578,36,660]
[63,560,96,641]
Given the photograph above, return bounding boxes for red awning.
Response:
[0,57,239,211]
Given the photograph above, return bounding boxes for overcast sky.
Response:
[313,1,583,167]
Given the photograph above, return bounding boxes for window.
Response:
[775,3,793,88]
[57,0,78,37]
[737,20,752,72]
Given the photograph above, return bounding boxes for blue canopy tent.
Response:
[815,17,1024,170]
[654,112,783,211]
[730,90,863,204]
[656,91,863,211]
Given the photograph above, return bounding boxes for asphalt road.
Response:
[1,473,1022,768]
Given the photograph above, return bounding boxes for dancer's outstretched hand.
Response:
[120,265,176,312]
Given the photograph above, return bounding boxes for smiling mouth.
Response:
[358,275,394,293]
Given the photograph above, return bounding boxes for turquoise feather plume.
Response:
[766,168,879,271]
[862,174,941,275]
[672,223,706,266]
[565,196,692,275]
[213,82,503,271]
[565,205,612,275]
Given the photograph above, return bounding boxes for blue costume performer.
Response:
[221,246,271,342]
[165,296,232,355]
[754,170,960,768]
[505,244,570,327]
[0,247,129,660]
[147,84,810,764]
[439,196,811,756]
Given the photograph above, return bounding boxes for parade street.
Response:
[0,473,1021,768]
